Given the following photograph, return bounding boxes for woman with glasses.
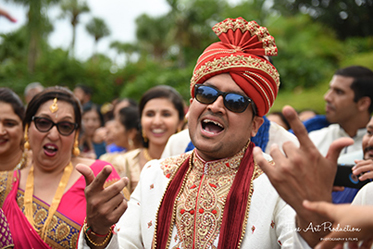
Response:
[0,86,121,248]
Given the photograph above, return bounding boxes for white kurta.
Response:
[352,181,373,205]
[78,151,311,249]
[308,124,366,157]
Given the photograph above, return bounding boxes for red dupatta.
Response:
[153,142,256,249]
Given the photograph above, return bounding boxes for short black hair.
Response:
[335,66,373,113]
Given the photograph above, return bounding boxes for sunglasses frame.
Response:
[32,116,78,136]
[194,84,256,115]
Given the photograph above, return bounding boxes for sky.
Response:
[0,0,171,64]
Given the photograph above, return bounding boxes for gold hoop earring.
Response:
[72,132,80,156]
[24,124,30,150]
[142,129,148,143]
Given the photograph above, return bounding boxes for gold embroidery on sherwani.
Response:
[169,148,247,249]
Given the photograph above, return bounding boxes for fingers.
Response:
[282,105,312,148]
[359,171,373,181]
[0,8,17,22]
[325,137,354,163]
[76,163,95,186]
[253,146,272,175]
[302,200,336,220]
[332,186,345,192]
[360,238,373,249]
[89,165,113,192]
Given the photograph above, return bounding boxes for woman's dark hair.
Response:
[82,104,104,127]
[118,106,142,147]
[118,106,140,130]
[139,85,185,122]
[0,88,25,121]
[139,85,185,147]
[24,86,82,131]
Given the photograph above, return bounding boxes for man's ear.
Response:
[251,116,264,137]
[357,96,371,112]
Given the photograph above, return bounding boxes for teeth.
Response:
[152,129,165,134]
[203,119,223,128]
[46,145,56,150]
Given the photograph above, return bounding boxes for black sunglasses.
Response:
[32,116,78,136]
[194,84,256,114]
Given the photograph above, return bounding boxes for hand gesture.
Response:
[76,164,128,235]
[303,200,373,249]
[253,105,354,246]
[353,159,373,181]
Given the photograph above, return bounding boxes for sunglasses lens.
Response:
[195,85,218,104]
[58,122,76,135]
[225,93,249,113]
[34,118,53,132]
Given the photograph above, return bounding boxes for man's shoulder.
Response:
[308,123,339,137]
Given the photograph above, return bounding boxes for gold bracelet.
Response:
[82,219,113,247]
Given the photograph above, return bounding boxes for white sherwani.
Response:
[78,150,310,249]
[309,124,366,157]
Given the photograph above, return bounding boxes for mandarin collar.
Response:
[193,146,247,175]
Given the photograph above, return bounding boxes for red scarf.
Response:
[154,142,255,249]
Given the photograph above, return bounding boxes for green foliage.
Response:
[268,14,343,90]
[271,83,329,114]
[119,60,193,102]
[86,17,110,42]
[2,0,373,109]
[272,0,373,39]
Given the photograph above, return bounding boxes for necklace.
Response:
[15,151,27,170]
[24,162,73,241]
[143,148,153,162]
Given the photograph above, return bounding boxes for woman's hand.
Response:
[76,164,128,235]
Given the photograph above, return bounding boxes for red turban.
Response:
[190,17,280,116]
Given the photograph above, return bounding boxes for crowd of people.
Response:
[0,15,373,249]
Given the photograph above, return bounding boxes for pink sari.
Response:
[1,160,120,249]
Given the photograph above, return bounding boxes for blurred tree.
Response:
[272,0,373,40]
[166,0,228,67]
[59,0,90,57]
[5,0,57,73]
[135,14,172,61]
[110,41,139,64]
[85,17,110,54]
[268,14,344,90]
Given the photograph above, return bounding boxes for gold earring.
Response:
[142,129,148,143]
[72,132,80,156]
[24,124,30,150]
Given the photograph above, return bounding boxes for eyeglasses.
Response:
[194,84,256,114]
[32,116,78,136]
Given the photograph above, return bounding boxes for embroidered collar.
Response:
[193,146,246,175]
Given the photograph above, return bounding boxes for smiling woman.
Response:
[110,85,185,193]
[0,88,25,171]
[0,86,122,249]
